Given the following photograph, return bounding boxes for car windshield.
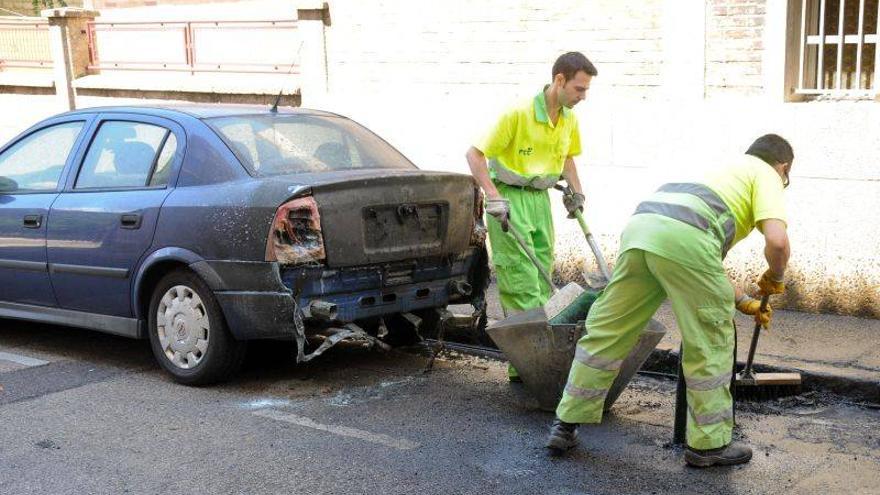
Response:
[206,114,416,176]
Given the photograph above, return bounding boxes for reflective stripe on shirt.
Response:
[489,158,560,190]
[633,183,736,257]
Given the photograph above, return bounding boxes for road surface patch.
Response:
[0,361,118,406]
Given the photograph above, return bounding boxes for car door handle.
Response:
[23,214,43,229]
[120,213,143,230]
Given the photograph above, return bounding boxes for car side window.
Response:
[148,133,178,187]
[0,121,84,192]
[76,121,174,189]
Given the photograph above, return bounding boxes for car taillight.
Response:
[266,196,326,265]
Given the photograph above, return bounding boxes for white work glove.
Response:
[562,192,586,219]
[485,197,510,232]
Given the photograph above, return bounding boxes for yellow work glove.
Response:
[757,269,785,296]
[736,295,773,329]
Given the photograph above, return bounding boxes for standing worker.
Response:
[466,52,597,381]
[546,134,794,467]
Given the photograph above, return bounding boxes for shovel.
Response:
[487,186,666,412]
[554,183,612,285]
[504,222,585,321]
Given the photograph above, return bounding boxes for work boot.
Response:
[684,442,753,467]
[545,418,579,455]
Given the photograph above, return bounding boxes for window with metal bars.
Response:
[797,0,879,96]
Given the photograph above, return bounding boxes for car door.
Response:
[47,114,184,317]
[0,119,89,307]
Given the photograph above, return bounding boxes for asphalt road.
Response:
[0,320,878,495]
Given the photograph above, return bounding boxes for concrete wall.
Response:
[1,0,878,316]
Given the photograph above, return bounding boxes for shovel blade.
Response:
[544,282,585,321]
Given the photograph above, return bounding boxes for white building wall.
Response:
[1,0,878,315]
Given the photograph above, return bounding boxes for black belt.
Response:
[492,179,544,192]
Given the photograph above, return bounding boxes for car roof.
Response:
[62,104,343,120]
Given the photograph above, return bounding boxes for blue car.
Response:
[0,105,488,384]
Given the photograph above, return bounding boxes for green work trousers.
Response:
[486,183,555,379]
[555,248,735,450]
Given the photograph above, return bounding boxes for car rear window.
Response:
[206,114,417,176]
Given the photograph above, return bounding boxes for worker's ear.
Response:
[553,73,566,87]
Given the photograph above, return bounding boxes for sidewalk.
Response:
[471,281,880,404]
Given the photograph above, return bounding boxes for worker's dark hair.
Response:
[745,134,794,166]
[552,52,598,81]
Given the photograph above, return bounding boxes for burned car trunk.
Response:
[270,170,487,326]
[311,171,475,267]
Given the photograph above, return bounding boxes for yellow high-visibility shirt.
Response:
[476,88,581,188]
[620,154,787,273]
[703,154,788,245]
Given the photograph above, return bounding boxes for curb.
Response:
[643,347,880,405]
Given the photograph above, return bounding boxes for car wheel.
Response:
[148,269,246,385]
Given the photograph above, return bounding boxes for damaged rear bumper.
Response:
[201,247,487,341]
[282,247,486,323]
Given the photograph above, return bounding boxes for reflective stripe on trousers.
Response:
[555,249,736,450]
[686,371,732,391]
[690,405,734,426]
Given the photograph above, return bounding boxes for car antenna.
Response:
[270,40,305,114]
[270,90,283,114]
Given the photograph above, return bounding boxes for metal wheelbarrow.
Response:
[487,187,667,412]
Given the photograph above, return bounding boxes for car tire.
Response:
[148,269,246,385]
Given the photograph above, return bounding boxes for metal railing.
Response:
[797,0,880,96]
[86,19,301,75]
[0,17,52,70]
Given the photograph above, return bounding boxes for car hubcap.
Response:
[156,285,209,369]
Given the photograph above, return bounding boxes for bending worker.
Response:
[466,52,596,381]
[546,134,793,468]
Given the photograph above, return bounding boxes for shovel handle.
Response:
[575,209,613,282]
[507,223,558,294]
[555,183,613,282]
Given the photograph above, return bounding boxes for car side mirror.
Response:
[0,176,18,193]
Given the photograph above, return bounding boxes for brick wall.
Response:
[319,0,670,181]
[705,0,766,97]
[325,0,666,96]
